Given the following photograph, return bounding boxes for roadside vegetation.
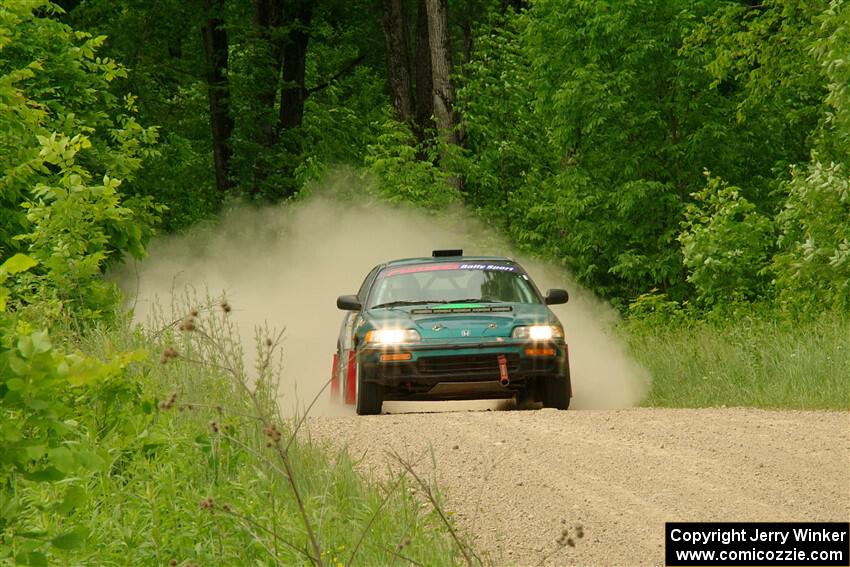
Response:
[1,285,467,565]
[2,0,849,564]
[623,307,849,410]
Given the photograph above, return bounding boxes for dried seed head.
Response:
[209,420,219,433]
[190,309,199,317]
[262,424,282,442]
[168,560,178,567]
[220,299,231,313]
[265,337,273,347]
[158,391,178,410]
[160,345,179,364]
[178,316,195,332]
[566,538,575,548]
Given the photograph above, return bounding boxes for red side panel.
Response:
[330,352,340,402]
[344,350,357,405]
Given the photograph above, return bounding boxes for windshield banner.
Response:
[383,263,517,277]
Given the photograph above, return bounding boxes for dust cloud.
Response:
[120,172,649,414]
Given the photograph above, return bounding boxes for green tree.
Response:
[771,0,850,311]
[679,176,774,306]
[0,1,161,320]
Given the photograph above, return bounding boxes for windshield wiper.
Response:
[370,299,505,309]
[371,300,434,309]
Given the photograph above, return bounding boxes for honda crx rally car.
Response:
[331,250,571,415]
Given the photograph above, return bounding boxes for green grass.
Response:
[623,310,850,409]
[4,302,469,566]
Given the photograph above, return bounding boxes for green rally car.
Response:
[330,250,571,415]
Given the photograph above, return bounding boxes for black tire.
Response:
[355,359,383,415]
[542,375,570,410]
[515,386,536,410]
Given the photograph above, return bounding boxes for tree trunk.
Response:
[380,0,414,123]
[413,0,433,140]
[425,0,459,147]
[202,0,233,193]
[279,1,313,131]
[254,0,284,145]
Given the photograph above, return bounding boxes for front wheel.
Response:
[541,375,570,410]
[355,360,383,415]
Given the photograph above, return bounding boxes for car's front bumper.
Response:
[357,339,569,400]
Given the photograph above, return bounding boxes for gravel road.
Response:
[307,406,849,566]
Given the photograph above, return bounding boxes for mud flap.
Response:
[344,350,357,405]
[330,352,340,401]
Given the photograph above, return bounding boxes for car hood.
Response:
[362,302,558,340]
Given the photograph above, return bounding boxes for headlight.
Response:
[511,325,563,340]
[364,329,421,345]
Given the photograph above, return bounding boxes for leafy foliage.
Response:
[679,176,774,306]
[0,0,162,321]
[769,0,850,311]
[775,161,850,310]
[0,254,147,565]
[365,115,459,209]
[45,0,850,315]
[451,0,846,314]
[16,139,162,322]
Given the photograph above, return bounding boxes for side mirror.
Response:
[337,294,362,311]
[544,288,569,305]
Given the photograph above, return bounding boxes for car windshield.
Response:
[368,263,541,308]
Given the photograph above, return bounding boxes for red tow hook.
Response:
[498,354,510,386]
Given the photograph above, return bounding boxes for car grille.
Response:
[417,353,521,376]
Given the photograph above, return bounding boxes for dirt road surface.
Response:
[307,406,849,566]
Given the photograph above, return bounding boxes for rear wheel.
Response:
[542,375,570,410]
[355,360,383,415]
